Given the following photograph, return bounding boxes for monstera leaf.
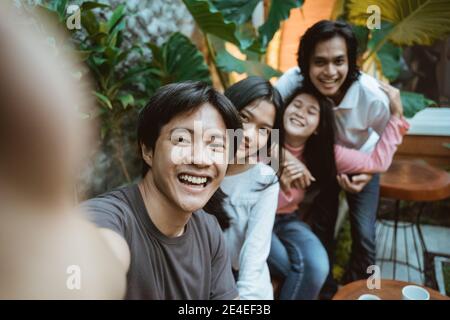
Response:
[183,0,304,53]
[182,0,254,51]
[211,0,260,24]
[148,32,212,86]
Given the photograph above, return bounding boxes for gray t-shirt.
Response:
[81,184,238,300]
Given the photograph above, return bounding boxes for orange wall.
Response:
[279,0,337,72]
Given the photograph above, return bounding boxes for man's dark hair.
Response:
[138,81,242,176]
[297,20,360,94]
[137,81,242,227]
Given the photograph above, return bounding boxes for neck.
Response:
[226,162,255,176]
[285,134,307,148]
[330,89,345,105]
[138,173,190,238]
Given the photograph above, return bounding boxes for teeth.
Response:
[320,79,337,83]
[179,174,208,185]
[290,118,303,126]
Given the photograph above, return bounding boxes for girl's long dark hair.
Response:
[284,85,337,189]
[224,76,285,184]
[211,76,285,230]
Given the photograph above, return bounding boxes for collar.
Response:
[334,79,360,110]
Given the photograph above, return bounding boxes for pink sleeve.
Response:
[335,116,410,174]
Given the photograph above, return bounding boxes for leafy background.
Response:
[13,0,450,291]
[16,0,449,200]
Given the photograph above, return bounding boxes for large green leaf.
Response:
[211,0,260,24]
[350,24,369,56]
[347,0,450,48]
[184,0,303,53]
[107,4,125,33]
[367,23,402,81]
[401,91,436,118]
[182,0,254,51]
[257,0,304,49]
[94,91,113,110]
[376,43,402,81]
[80,1,110,11]
[216,49,281,79]
[81,10,99,36]
[148,32,212,85]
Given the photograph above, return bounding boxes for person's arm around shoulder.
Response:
[275,67,303,100]
[338,82,407,194]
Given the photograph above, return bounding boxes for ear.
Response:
[141,143,153,167]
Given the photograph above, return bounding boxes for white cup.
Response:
[358,294,381,300]
[402,285,430,300]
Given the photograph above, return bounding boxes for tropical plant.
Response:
[29,0,212,195]
[182,0,305,87]
[340,0,450,117]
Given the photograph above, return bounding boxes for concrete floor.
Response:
[376,220,450,285]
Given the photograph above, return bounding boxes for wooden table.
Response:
[377,159,450,283]
[332,279,450,300]
[380,160,450,201]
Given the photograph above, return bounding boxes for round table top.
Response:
[333,279,449,300]
[380,160,450,201]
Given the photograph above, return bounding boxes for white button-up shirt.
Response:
[276,67,390,152]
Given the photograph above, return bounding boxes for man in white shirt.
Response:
[276,20,390,299]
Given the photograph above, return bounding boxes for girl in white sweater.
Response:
[219,77,285,299]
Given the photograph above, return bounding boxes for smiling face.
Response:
[309,36,349,102]
[235,99,276,161]
[283,93,320,146]
[142,103,228,213]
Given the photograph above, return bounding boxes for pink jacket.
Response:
[277,116,410,214]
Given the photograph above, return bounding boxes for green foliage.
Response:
[257,0,304,49]
[183,0,304,85]
[148,32,212,87]
[343,0,449,117]
[183,0,255,51]
[34,1,211,185]
[400,91,436,118]
[444,263,450,296]
[216,49,281,78]
[333,216,352,283]
[347,0,450,48]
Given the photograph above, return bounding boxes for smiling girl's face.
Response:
[235,99,276,161]
[283,93,320,145]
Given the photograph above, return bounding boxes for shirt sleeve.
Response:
[80,197,127,238]
[209,217,240,300]
[368,98,390,136]
[275,67,303,101]
[335,116,410,174]
[236,181,279,300]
